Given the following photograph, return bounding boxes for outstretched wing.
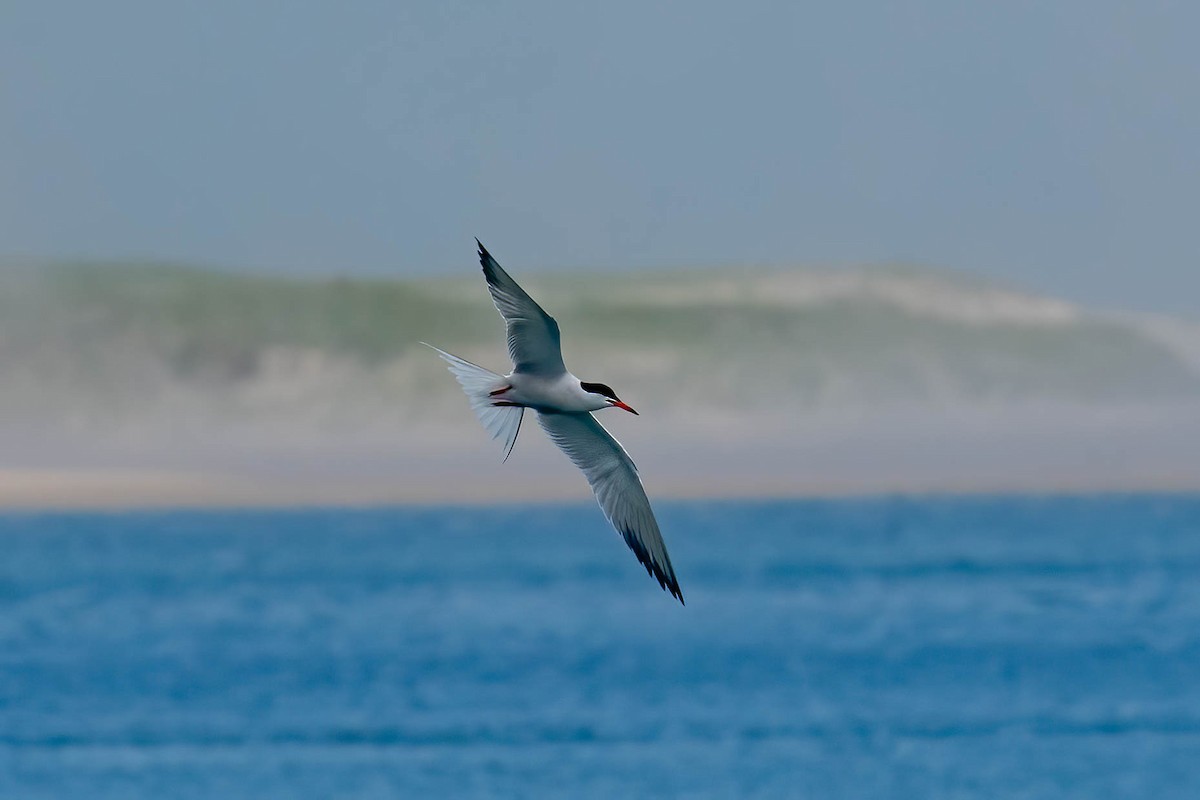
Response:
[476,239,566,376]
[537,411,683,603]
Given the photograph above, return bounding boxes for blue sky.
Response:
[3,1,1198,313]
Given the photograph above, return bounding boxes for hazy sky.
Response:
[3,1,1198,313]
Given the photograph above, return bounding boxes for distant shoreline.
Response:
[1,467,1196,512]
[1,261,1197,514]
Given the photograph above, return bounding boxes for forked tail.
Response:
[421,343,524,461]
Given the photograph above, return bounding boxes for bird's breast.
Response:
[507,372,598,413]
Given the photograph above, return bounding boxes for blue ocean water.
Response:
[2,496,1200,799]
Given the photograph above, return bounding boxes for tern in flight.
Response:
[424,241,683,603]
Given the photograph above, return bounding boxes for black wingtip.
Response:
[622,526,684,605]
[650,560,685,606]
[476,239,500,281]
[648,559,683,605]
[667,576,685,605]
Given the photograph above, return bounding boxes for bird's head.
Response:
[580,381,638,414]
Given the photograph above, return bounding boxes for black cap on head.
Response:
[580,381,619,401]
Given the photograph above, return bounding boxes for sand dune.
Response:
[0,261,1196,507]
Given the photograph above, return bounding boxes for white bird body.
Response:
[423,240,683,604]
[499,371,610,413]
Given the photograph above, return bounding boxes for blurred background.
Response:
[3,0,1199,506]
[4,4,1200,798]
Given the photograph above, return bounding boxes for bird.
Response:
[423,240,683,604]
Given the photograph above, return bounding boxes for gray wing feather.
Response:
[476,240,566,376]
[537,411,683,603]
